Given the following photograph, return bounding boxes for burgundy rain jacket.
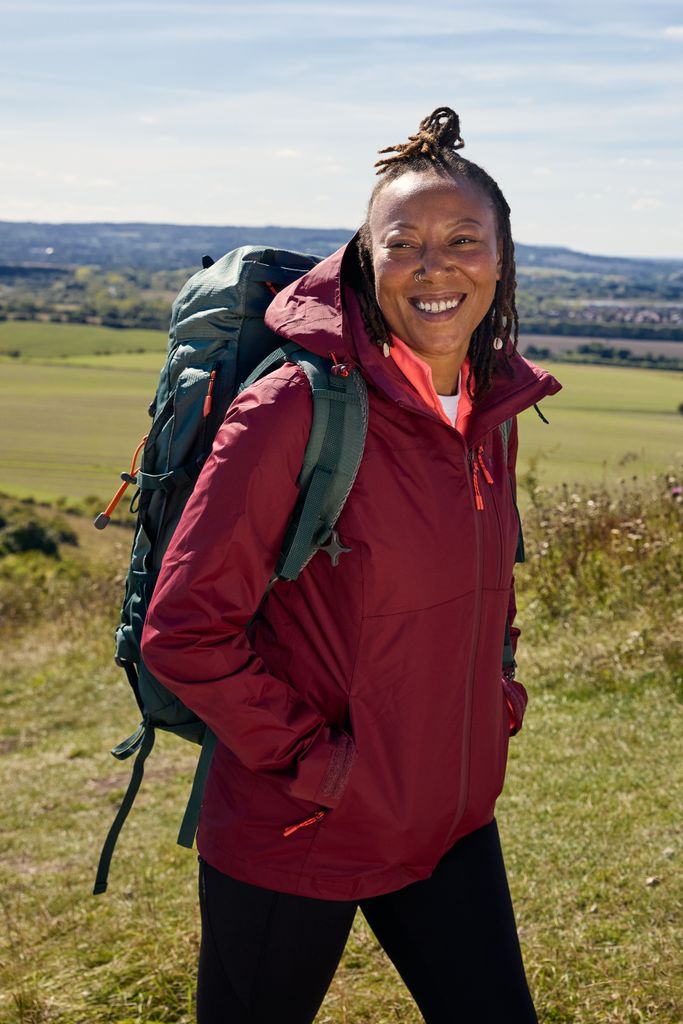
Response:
[141,243,561,901]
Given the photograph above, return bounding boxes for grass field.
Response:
[0,477,681,1023]
[0,321,165,359]
[1,345,681,507]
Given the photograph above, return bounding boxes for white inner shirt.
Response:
[437,370,461,427]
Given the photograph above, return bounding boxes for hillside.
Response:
[1,219,683,277]
[1,221,682,343]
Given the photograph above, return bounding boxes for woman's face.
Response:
[369,171,502,364]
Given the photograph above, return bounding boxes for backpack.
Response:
[92,246,369,895]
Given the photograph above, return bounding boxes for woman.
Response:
[142,107,561,1023]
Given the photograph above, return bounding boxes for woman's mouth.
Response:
[410,293,466,315]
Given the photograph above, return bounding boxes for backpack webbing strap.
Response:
[237,341,299,394]
[177,729,217,849]
[93,722,156,895]
[499,417,512,455]
[277,379,346,579]
[503,620,516,673]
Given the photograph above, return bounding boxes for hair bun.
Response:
[417,107,464,151]
[375,106,465,174]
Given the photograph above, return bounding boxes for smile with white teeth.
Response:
[413,295,464,314]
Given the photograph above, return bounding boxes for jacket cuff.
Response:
[503,677,528,736]
[288,727,357,809]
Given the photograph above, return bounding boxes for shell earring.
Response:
[493,336,504,350]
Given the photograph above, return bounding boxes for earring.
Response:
[493,336,504,350]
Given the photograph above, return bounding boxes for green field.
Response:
[0,321,166,359]
[0,321,681,506]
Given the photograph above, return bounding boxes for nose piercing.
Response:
[414,269,425,283]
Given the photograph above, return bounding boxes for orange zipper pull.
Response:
[282,808,327,837]
[477,445,494,485]
[203,369,217,418]
[472,459,485,511]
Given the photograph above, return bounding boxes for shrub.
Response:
[520,469,682,621]
[0,507,78,558]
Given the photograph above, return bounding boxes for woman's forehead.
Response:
[369,171,494,233]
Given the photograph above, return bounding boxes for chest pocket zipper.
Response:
[470,444,507,588]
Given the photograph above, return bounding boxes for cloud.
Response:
[272,148,304,160]
[663,25,683,37]
[631,197,663,210]
[615,157,656,167]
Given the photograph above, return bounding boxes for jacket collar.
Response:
[264,239,562,447]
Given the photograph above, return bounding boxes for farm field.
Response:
[0,324,681,506]
[519,332,683,359]
[0,320,165,359]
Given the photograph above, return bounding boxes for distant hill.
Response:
[1,220,682,278]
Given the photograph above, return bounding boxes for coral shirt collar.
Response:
[389,333,473,433]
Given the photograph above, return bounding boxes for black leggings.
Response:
[197,818,538,1024]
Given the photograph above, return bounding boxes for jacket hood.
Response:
[265,238,562,443]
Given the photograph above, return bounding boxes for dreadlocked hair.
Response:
[349,106,519,401]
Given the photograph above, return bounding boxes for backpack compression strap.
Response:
[93,721,155,895]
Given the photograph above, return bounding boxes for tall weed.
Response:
[517,465,682,698]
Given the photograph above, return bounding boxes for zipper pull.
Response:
[469,446,492,512]
[203,369,217,418]
[472,458,484,511]
[329,350,351,378]
[477,444,494,485]
[282,808,327,837]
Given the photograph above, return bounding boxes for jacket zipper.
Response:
[450,441,486,832]
[472,442,505,588]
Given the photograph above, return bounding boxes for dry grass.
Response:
[0,479,681,1024]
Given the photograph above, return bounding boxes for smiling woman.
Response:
[141,106,561,1023]
[351,107,519,400]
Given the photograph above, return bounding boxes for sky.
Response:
[1,0,682,259]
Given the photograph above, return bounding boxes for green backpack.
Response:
[93,246,368,895]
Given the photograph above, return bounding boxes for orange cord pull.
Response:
[472,460,485,511]
[477,445,494,485]
[264,281,279,297]
[282,809,327,837]
[94,434,148,530]
[203,369,217,418]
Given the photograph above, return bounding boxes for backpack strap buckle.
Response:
[317,528,352,567]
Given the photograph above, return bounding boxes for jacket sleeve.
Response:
[140,367,356,809]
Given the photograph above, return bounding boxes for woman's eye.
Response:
[450,236,477,245]
[387,241,413,249]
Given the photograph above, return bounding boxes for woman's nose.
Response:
[419,247,455,279]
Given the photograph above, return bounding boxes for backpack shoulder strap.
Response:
[499,417,512,461]
[174,353,368,853]
[276,352,368,580]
